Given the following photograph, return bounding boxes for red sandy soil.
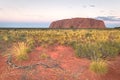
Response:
[0,45,120,80]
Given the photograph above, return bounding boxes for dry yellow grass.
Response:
[90,60,108,74]
[12,42,30,61]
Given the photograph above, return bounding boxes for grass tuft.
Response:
[40,53,49,59]
[12,42,30,61]
[90,60,108,74]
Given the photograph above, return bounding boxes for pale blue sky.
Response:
[0,0,120,28]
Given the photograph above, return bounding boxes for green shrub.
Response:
[69,41,78,49]
[90,60,108,74]
[74,43,102,60]
[74,41,120,60]
[18,34,26,41]
[100,42,120,58]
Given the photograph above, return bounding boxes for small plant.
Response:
[3,35,8,41]
[40,53,49,59]
[12,42,30,61]
[26,37,35,48]
[90,60,108,74]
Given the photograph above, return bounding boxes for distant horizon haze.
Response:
[0,0,120,28]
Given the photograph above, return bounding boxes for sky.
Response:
[0,0,120,28]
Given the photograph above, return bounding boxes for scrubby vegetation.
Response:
[0,29,120,74]
[1,29,120,59]
[74,42,120,60]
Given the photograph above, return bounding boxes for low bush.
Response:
[74,41,120,60]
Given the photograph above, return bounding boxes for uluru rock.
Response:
[49,18,106,28]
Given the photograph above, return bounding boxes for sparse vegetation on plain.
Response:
[0,29,120,75]
[0,29,120,60]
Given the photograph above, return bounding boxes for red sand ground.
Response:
[0,45,120,80]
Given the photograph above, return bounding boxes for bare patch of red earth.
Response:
[0,45,120,80]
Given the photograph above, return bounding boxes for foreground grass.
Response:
[90,60,108,74]
[11,42,31,60]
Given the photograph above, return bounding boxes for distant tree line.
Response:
[114,27,120,29]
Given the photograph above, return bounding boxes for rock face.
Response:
[49,18,106,28]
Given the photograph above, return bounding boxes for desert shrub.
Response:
[40,53,49,59]
[100,42,120,58]
[18,34,26,41]
[0,35,3,40]
[69,41,77,49]
[26,37,35,48]
[85,32,92,38]
[74,41,120,60]
[90,60,108,74]
[74,43,102,60]
[11,42,30,61]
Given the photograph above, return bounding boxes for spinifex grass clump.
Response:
[90,60,108,74]
[12,42,31,61]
